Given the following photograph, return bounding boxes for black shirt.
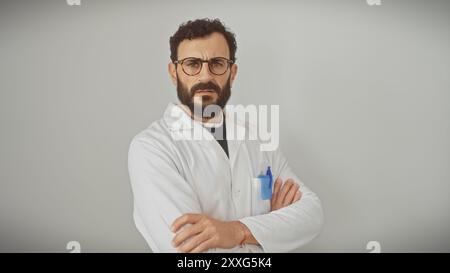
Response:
[204,116,229,158]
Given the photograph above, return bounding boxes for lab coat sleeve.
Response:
[238,148,324,252]
[128,135,264,253]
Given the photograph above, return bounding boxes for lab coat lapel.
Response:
[224,109,245,168]
[164,102,230,163]
[164,103,247,167]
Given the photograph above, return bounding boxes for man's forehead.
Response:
[177,32,230,59]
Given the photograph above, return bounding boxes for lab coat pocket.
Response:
[251,178,271,216]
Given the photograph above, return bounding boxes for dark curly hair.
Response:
[169,18,237,63]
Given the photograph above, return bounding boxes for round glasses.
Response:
[173,57,234,76]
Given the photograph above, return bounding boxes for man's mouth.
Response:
[194,89,216,94]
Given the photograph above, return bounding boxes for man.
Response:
[128,18,324,253]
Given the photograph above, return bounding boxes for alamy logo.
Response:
[66,241,81,253]
[366,241,381,253]
[66,0,81,6]
[169,100,280,152]
[366,0,382,6]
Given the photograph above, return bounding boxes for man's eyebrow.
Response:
[176,56,200,60]
[178,56,229,60]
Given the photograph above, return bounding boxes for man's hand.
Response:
[171,214,246,253]
[171,178,302,252]
[271,178,302,211]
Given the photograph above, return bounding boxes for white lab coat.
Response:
[128,102,324,252]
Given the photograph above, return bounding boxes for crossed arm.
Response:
[129,138,323,253]
[171,178,302,253]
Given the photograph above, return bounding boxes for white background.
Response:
[0,0,449,252]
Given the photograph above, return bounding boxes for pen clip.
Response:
[266,166,273,189]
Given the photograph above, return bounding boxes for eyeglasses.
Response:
[173,57,234,76]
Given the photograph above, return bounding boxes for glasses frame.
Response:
[173,57,234,76]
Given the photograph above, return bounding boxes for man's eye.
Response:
[185,61,200,67]
[211,60,225,67]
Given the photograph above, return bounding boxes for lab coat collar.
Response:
[163,102,247,134]
[163,102,247,164]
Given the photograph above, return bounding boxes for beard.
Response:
[176,74,231,119]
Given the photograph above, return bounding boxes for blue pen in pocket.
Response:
[266,166,273,189]
[257,166,273,200]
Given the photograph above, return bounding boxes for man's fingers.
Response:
[172,221,203,247]
[271,178,282,208]
[177,231,210,253]
[282,182,299,206]
[189,238,215,253]
[273,178,282,197]
[293,189,302,202]
[171,213,202,233]
[275,179,294,208]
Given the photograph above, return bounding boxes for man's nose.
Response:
[197,62,214,82]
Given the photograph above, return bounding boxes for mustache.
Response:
[190,82,221,96]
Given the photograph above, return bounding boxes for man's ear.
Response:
[230,63,238,85]
[168,62,177,86]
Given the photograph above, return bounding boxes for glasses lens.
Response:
[182,58,202,75]
[209,58,228,75]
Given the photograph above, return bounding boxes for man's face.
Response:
[168,32,238,116]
